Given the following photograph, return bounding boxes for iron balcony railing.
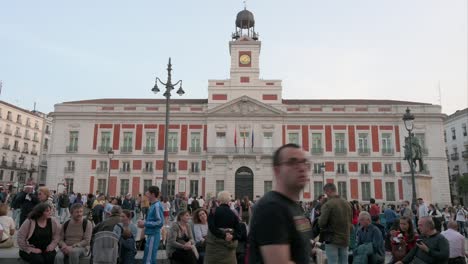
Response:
[96,167,108,173]
[143,146,156,153]
[462,150,468,159]
[167,146,179,153]
[64,167,75,173]
[382,148,394,155]
[206,147,275,155]
[142,168,154,173]
[120,146,133,153]
[451,153,459,161]
[98,146,112,154]
[358,148,370,155]
[310,147,323,154]
[66,146,78,153]
[189,146,201,153]
[335,147,347,154]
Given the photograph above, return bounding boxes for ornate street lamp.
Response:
[106,148,114,196]
[152,58,184,199]
[402,107,417,211]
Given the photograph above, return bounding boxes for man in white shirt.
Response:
[187,196,194,212]
[455,205,468,238]
[441,221,467,263]
[197,196,205,208]
[417,198,429,218]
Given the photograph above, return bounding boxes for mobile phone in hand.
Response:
[416,239,423,244]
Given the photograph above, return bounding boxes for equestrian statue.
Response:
[403,133,425,172]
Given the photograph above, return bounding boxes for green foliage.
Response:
[457,174,468,194]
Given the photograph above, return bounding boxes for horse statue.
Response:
[403,133,425,172]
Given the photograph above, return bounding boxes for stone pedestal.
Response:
[402,172,433,204]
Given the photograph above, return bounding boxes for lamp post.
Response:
[152,58,185,199]
[402,107,417,211]
[17,154,25,190]
[106,148,114,196]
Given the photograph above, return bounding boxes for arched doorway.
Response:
[235,166,254,200]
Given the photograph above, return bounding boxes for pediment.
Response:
[207,96,284,117]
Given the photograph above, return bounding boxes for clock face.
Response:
[239,54,251,65]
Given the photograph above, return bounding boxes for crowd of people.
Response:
[0,143,467,263]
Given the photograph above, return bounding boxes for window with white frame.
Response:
[123,132,133,149]
[337,163,346,174]
[335,133,346,151]
[361,163,370,174]
[190,180,199,197]
[338,181,347,199]
[69,131,79,151]
[99,161,108,170]
[314,182,323,198]
[385,182,396,201]
[384,164,394,174]
[168,180,176,196]
[216,180,224,196]
[358,133,369,152]
[191,162,200,173]
[100,131,111,150]
[143,180,153,192]
[263,132,273,149]
[122,161,131,172]
[190,132,201,152]
[67,161,75,171]
[168,132,178,151]
[311,133,322,152]
[168,162,176,172]
[144,132,156,153]
[96,179,106,195]
[288,132,299,145]
[381,133,393,153]
[313,163,323,174]
[264,181,273,193]
[145,162,153,172]
[361,182,371,201]
[120,179,129,196]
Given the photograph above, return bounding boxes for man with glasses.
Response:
[248,143,313,264]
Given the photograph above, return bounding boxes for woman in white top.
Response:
[192,208,208,263]
[162,197,171,226]
[0,203,15,248]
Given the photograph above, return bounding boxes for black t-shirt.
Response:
[248,191,313,264]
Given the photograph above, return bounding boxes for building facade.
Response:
[47,9,450,205]
[444,108,468,204]
[0,101,49,190]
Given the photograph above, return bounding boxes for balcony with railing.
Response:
[0,160,7,167]
[451,153,459,161]
[12,146,20,152]
[336,170,347,176]
[96,167,108,174]
[21,149,29,154]
[335,147,347,154]
[4,129,12,135]
[31,150,38,155]
[120,146,133,153]
[462,150,468,160]
[11,162,17,168]
[2,144,10,150]
[206,147,275,155]
[310,147,323,155]
[14,132,22,138]
[167,146,178,153]
[66,146,78,153]
[98,146,112,154]
[64,167,75,173]
[120,168,131,173]
[360,170,371,176]
[384,170,395,176]
[357,147,370,155]
[189,146,201,153]
[382,148,394,156]
[143,146,156,154]
[24,134,30,140]
[32,136,39,142]
[142,167,154,173]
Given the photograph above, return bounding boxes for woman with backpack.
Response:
[113,209,137,264]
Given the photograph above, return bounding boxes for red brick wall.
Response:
[398,179,403,199]
[179,160,188,171]
[325,125,332,152]
[350,179,358,199]
[91,160,96,170]
[395,125,401,152]
[374,179,383,199]
[372,162,382,172]
[301,125,309,151]
[133,160,141,170]
[132,177,140,196]
[109,176,117,196]
[349,162,358,172]
[158,125,165,150]
[89,176,95,194]
[93,124,98,150]
[371,126,379,152]
[181,125,188,151]
[348,125,356,152]
[156,160,164,170]
[111,160,119,170]
[325,161,334,172]
[135,124,143,150]
[113,125,120,150]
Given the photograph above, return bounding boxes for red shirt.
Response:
[370,204,380,217]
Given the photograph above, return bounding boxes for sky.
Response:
[0,0,467,115]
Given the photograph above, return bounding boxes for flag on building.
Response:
[251,129,254,149]
[234,127,237,149]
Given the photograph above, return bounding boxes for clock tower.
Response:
[208,8,282,106]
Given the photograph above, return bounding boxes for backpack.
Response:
[63,219,88,235]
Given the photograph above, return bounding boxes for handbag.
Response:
[391,242,407,261]
[136,237,146,251]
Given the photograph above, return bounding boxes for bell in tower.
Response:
[232,8,259,41]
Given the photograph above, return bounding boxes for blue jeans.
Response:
[142,232,161,264]
[325,243,348,264]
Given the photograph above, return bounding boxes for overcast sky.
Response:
[1,0,467,115]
